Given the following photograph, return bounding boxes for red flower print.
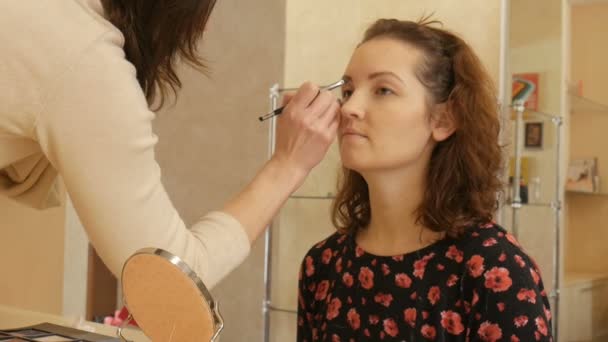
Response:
[535,331,541,340]
[514,255,526,268]
[347,308,360,330]
[342,272,354,287]
[380,331,385,339]
[437,264,445,271]
[464,301,471,314]
[371,259,377,266]
[497,303,505,312]
[361,297,366,305]
[498,232,504,237]
[338,235,347,244]
[395,273,413,288]
[467,255,485,278]
[472,232,480,237]
[422,311,430,320]
[414,253,436,279]
[535,316,548,336]
[315,239,327,248]
[383,318,399,337]
[472,289,479,306]
[374,292,394,307]
[358,267,375,290]
[530,267,540,285]
[369,314,379,325]
[421,324,436,340]
[347,296,352,304]
[382,263,391,276]
[335,257,343,273]
[446,245,464,263]
[364,329,370,337]
[322,248,332,264]
[484,267,513,292]
[308,282,316,292]
[481,222,494,228]
[331,334,340,342]
[428,286,441,305]
[506,233,521,247]
[517,289,537,304]
[478,321,502,342]
[483,238,498,247]
[498,253,507,262]
[447,274,459,287]
[315,280,330,301]
[544,306,552,321]
[511,335,520,342]
[404,308,417,328]
[514,315,528,327]
[410,292,418,300]
[440,310,465,335]
[305,256,315,276]
[355,246,364,257]
[326,298,342,320]
[393,255,404,262]
[414,259,428,279]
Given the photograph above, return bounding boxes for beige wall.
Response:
[152,0,286,341]
[0,196,65,314]
[566,3,608,274]
[270,1,503,340]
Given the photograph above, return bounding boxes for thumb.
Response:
[281,92,295,106]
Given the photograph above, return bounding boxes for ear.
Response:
[430,103,456,142]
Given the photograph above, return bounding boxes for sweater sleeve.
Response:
[462,230,552,341]
[34,29,250,289]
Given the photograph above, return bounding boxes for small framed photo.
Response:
[525,122,543,148]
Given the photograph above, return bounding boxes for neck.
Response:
[357,159,443,255]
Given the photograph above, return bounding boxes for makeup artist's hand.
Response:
[273,82,340,180]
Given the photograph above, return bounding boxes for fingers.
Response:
[317,96,341,129]
[281,92,295,107]
[289,82,320,109]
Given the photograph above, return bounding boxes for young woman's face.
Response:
[339,38,444,174]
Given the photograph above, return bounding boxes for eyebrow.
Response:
[342,71,405,85]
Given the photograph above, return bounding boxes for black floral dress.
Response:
[297,223,552,341]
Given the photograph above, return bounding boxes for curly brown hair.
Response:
[332,18,503,238]
[101,0,216,109]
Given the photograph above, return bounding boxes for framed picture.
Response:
[566,158,598,193]
[512,73,539,111]
[525,122,543,148]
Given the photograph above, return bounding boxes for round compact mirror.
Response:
[120,248,223,342]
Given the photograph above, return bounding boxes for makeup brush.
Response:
[258,79,345,122]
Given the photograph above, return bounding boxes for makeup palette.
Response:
[0,323,119,342]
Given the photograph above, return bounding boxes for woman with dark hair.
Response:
[0,1,339,288]
[298,18,552,341]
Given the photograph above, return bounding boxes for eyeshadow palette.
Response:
[0,323,119,342]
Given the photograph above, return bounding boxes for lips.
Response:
[341,127,367,138]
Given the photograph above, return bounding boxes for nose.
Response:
[340,92,365,121]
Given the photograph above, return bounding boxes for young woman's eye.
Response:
[376,87,394,96]
[341,90,353,100]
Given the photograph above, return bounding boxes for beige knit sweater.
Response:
[0,0,250,288]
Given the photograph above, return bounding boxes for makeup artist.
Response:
[0,0,339,288]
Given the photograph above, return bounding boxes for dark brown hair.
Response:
[101,0,216,108]
[332,18,503,238]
